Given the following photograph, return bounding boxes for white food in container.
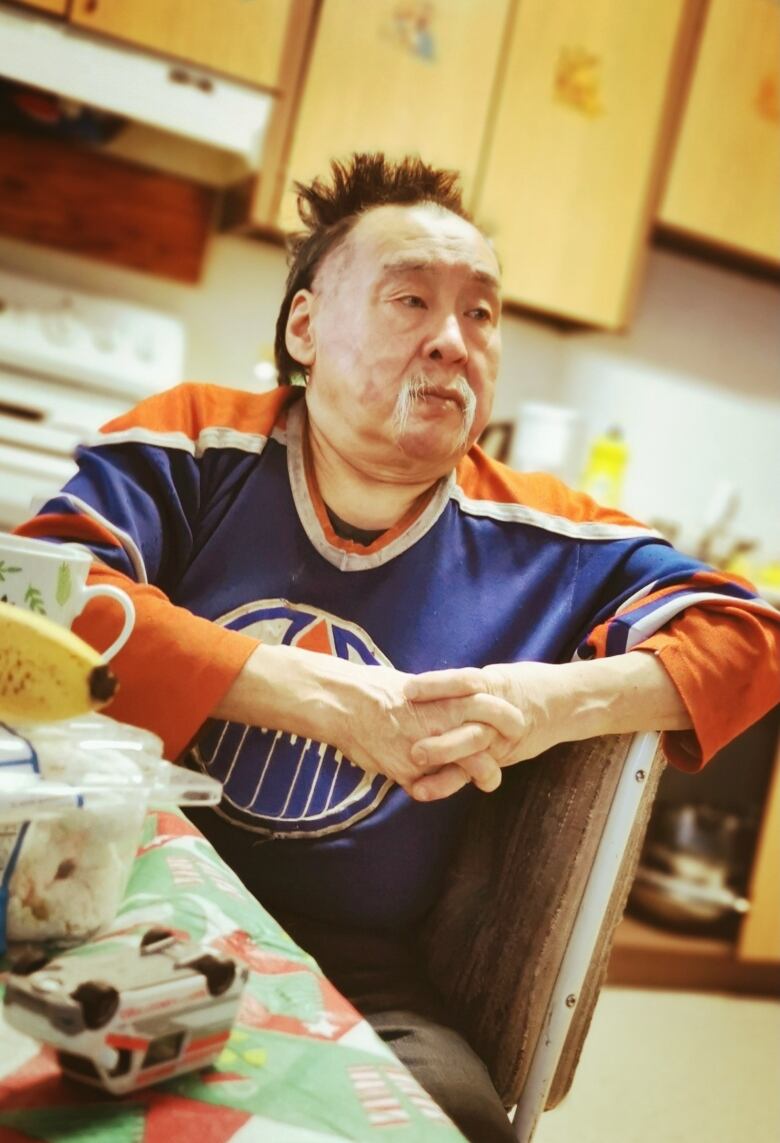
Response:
[7,805,144,942]
[0,716,221,947]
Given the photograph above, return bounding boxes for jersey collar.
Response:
[285,398,453,572]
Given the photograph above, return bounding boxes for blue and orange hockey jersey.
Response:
[17,384,780,927]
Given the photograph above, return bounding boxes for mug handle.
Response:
[80,584,136,662]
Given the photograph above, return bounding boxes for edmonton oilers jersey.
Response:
[194,601,396,837]
[25,385,777,928]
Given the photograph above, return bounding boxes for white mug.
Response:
[0,532,135,661]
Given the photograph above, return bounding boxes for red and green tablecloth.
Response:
[0,810,465,1142]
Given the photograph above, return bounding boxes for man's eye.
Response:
[469,307,492,322]
[400,295,426,308]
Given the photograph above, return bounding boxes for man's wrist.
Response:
[560,651,691,739]
[213,642,345,743]
[494,652,691,743]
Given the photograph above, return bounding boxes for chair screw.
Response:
[635,769,646,782]
[565,994,577,1008]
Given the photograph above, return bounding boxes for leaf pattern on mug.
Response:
[56,562,73,607]
[24,585,46,614]
[0,561,22,583]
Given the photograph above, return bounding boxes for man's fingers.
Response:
[408,764,471,802]
[411,722,494,767]
[456,751,502,792]
[403,668,484,702]
[449,693,528,739]
[409,752,502,801]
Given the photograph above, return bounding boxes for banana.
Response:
[0,601,117,723]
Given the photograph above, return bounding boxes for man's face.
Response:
[287,203,502,482]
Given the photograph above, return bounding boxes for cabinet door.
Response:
[659,0,780,265]
[475,0,697,327]
[69,0,296,90]
[277,0,512,229]
[738,728,780,963]
[0,128,215,283]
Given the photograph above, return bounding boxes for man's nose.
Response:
[426,313,468,364]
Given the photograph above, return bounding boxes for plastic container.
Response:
[511,403,585,484]
[0,716,221,951]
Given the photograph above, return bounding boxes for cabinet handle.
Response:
[168,67,214,95]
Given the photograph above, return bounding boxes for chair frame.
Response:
[422,730,666,1139]
[512,731,661,1141]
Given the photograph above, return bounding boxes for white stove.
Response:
[0,267,185,528]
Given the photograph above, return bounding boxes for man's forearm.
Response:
[501,650,692,744]
[211,642,509,794]
[213,645,692,803]
[212,643,348,741]
[401,651,694,801]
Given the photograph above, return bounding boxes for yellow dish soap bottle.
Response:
[580,426,628,507]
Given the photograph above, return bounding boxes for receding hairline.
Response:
[378,254,501,293]
[312,200,499,289]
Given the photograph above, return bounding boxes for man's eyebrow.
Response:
[472,269,501,291]
[379,257,500,291]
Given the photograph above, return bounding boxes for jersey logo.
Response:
[191,600,393,838]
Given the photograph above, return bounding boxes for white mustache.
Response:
[391,373,476,450]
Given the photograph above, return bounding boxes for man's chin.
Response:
[394,426,471,467]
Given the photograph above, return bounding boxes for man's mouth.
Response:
[414,386,466,410]
[391,373,477,449]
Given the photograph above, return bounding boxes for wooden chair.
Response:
[422,731,665,1142]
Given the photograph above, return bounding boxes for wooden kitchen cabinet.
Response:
[69,0,300,90]
[0,127,216,282]
[271,0,513,231]
[738,726,780,962]
[474,0,701,327]
[658,0,780,266]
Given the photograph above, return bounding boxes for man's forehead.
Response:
[346,203,500,287]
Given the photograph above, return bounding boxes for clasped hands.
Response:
[330,660,564,804]
[226,640,677,802]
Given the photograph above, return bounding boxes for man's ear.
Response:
[285,290,316,368]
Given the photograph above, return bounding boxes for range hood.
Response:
[0,4,275,165]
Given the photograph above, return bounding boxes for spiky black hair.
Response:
[274,153,471,386]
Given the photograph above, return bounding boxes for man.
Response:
[18,154,779,1141]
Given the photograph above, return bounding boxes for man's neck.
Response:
[305,416,440,531]
[324,505,385,546]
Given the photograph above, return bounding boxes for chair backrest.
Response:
[421,732,665,1124]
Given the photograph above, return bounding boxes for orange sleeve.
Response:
[634,603,780,771]
[11,383,295,759]
[71,561,257,761]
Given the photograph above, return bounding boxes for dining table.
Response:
[0,807,466,1142]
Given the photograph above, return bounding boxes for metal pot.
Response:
[630,804,753,929]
